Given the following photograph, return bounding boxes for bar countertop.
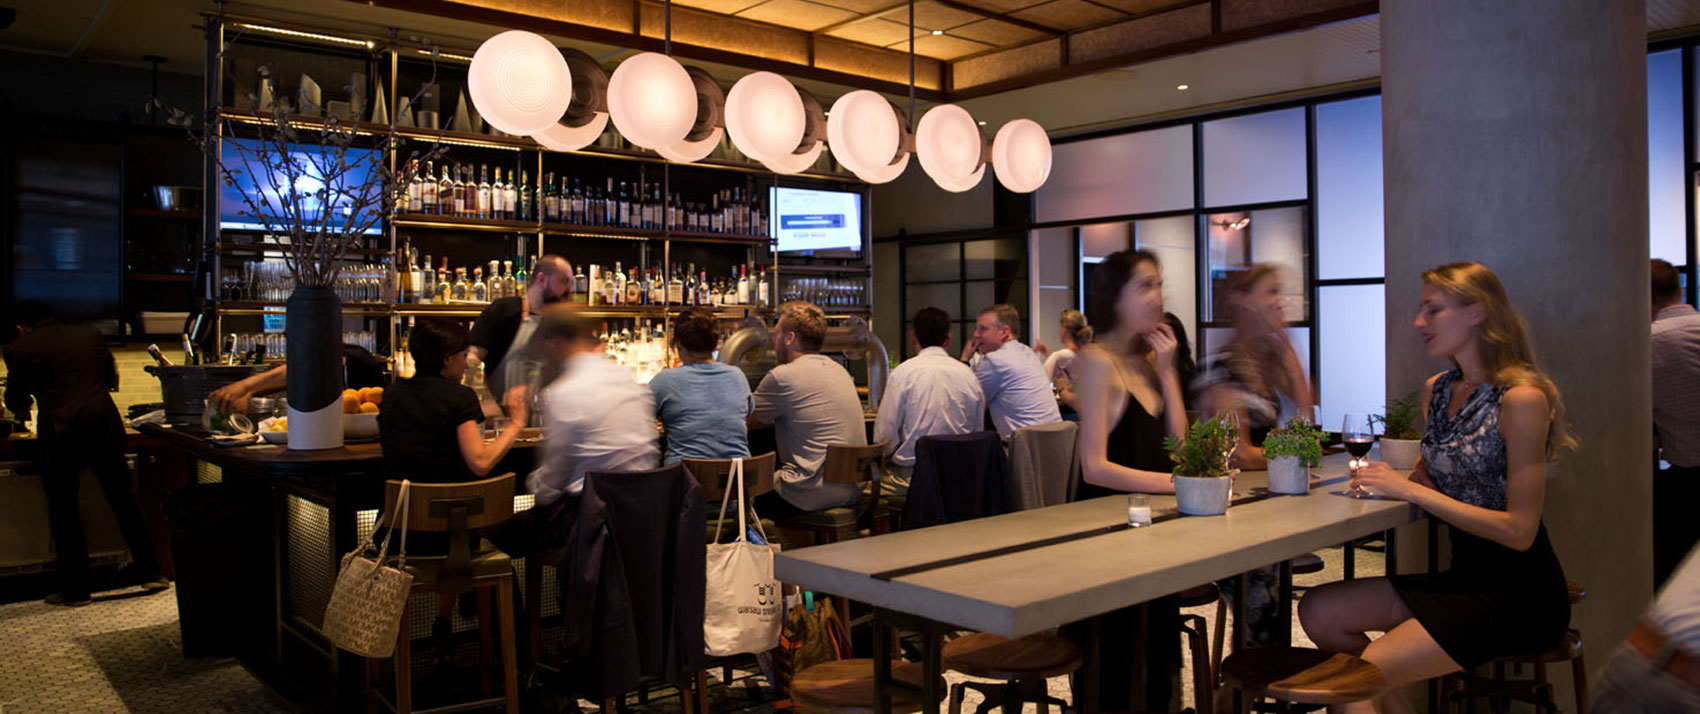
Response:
[134,422,540,480]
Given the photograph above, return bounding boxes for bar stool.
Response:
[1220,646,1384,713]
[772,441,888,546]
[1182,553,1327,694]
[365,474,520,714]
[682,452,780,545]
[941,633,1079,714]
[792,659,944,714]
[1440,581,1588,714]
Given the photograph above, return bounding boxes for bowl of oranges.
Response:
[342,387,384,440]
[258,416,289,445]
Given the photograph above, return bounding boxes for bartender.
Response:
[467,254,573,407]
[207,344,389,415]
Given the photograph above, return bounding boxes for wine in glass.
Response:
[1342,413,1376,498]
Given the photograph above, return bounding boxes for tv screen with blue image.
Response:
[218,138,384,235]
[770,186,863,255]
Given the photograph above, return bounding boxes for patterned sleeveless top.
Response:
[1422,369,1511,511]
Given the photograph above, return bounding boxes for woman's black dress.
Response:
[1388,369,1570,667]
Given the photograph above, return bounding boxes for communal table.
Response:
[774,452,1424,714]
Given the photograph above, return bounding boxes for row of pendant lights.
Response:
[467,30,1052,193]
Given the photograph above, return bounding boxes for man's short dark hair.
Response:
[1653,259,1684,306]
[409,318,469,377]
[912,307,950,348]
[673,307,720,355]
[979,304,1022,341]
[537,304,592,343]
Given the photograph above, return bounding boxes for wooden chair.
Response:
[1180,552,1327,698]
[365,474,520,714]
[682,452,780,544]
[1440,581,1589,714]
[1220,646,1384,712]
[792,658,944,714]
[942,633,1080,714]
[772,441,888,546]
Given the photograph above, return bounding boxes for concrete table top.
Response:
[775,452,1423,638]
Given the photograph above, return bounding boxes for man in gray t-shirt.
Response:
[750,302,867,514]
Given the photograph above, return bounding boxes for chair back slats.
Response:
[382,473,517,532]
[682,452,777,501]
[823,441,887,485]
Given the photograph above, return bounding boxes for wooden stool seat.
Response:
[792,659,941,714]
[942,633,1082,680]
[779,507,862,529]
[403,549,514,583]
[1178,583,1221,608]
[1290,552,1325,575]
[1222,647,1384,705]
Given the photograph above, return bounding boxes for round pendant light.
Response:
[657,127,724,163]
[607,52,696,150]
[760,141,825,175]
[827,90,909,183]
[531,47,609,152]
[853,152,911,184]
[726,72,805,162]
[468,30,574,136]
[916,103,987,190]
[533,112,608,151]
[932,162,986,193]
[991,118,1052,193]
[658,66,726,163]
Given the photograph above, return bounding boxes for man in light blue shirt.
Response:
[875,307,985,494]
[650,307,752,464]
[963,304,1061,439]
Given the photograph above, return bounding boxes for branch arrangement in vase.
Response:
[150,25,451,288]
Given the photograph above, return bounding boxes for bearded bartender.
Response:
[468,255,574,412]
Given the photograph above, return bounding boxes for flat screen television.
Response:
[770,186,864,257]
[218,138,384,235]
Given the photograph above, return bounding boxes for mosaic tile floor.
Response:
[0,546,1379,714]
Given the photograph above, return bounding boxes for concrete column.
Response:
[1382,0,1650,701]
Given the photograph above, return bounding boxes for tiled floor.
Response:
[0,545,1381,714]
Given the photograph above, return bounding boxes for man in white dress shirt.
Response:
[874,307,986,495]
[961,304,1061,439]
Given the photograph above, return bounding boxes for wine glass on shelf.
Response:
[1342,412,1376,498]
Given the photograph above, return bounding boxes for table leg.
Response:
[1277,560,1294,647]
[921,621,942,714]
[1344,540,1357,580]
[1080,615,1101,714]
[874,609,893,714]
[1131,603,1149,709]
[1386,528,1399,576]
[1233,575,1250,714]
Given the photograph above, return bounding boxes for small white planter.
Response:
[1380,438,1422,471]
[1268,455,1310,495]
[1175,475,1232,516]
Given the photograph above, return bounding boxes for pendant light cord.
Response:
[907,0,915,129]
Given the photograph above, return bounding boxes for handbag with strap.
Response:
[323,479,415,658]
[704,457,784,657]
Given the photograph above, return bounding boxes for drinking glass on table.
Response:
[1342,412,1376,498]
[1127,494,1152,528]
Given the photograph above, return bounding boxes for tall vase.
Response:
[286,284,345,450]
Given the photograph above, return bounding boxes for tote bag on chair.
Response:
[704,458,784,656]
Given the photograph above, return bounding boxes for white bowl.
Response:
[257,418,288,445]
[344,412,380,440]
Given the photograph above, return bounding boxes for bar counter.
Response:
[135,422,539,700]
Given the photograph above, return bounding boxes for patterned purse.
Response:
[322,479,414,658]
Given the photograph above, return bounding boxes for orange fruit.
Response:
[343,389,360,400]
[359,401,379,414]
[342,394,362,414]
[365,387,384,406]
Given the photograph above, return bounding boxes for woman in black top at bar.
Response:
[1299,262,1572,714]
[1066,249,1191,711]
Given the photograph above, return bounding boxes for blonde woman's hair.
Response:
[1059,309,1092,347]
[1421,262,1578,458]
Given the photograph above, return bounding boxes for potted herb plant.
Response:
[1263,415,1324,494]
[1165,415,1237,516]
[1374,390,1424,470]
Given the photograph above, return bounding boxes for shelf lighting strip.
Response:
[415,48,475,63]
[233,22,375,50]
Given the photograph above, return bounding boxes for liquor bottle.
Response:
[409,244,425,304]
[513,258,528,300]
[667,264,685,305]
[756,266,769,308]
[421,161,438,214]
[610,262,626,306]
[625,267,641,305]
[434,164,450,216]
[436,260,451,303]
[477,165,492,220]
[422,253,436,304]
[697,271,711,307]
[573,264,588,301]
[587,264,603,307]
[684,265,698,306]
[542,172,557,222]
[483,260,499,300]
[602,178,615,226]
[472,267,488,302]
[450,165,465,216]
[451,267,469,301]
[566,179,579,224]
[503,170,518,221]
[489,169,503,219]
[406,161,422,213]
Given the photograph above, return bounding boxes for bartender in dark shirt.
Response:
[468,254,573,404]
[4,302,166,606]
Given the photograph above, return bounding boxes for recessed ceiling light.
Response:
[931,29,944,35]
[977,120,986,125]
[1176,84,1189,91]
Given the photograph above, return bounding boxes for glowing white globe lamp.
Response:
[916,103,987,190]
[532,112,608,151]
[991,118,1052,193]
[468,31,573,136]
[827,90,907,183]
[761,142,824,174]
[657,127,724,162]
[853,152,910,183]
[726,72,805,162]
[932,162,985,193]
[606,52,696,150]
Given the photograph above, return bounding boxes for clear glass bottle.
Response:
[501,260,515,300]
[667,264,685,305]
[451,267,469,301]
[573,264,588,300]
[625,267,641,306]
[422,160,437,214]
[422,253,436,304]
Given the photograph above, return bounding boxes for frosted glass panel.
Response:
[1316,96,1385,280]
[1036,125,1194,222]
[1136,216,1197,355]
[1203,108,1307,207]
[1081,222,1131,258]
[906,283,959,319]
[965,238,1024,280]
[1651,50,1685,264]
[1205,207,1309,323]
[1317,284,1386,431]
[906,242,959,282]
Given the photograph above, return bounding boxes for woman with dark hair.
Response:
[649,307,752,464]
[1064,249,1189,712]
[1195,264,1314,469]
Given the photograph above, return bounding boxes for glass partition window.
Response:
[1317,284,1386,430]
[1036,125,1194,223]
[900,236,1029,359]
[1135,216,1198,355]
[1315,96,1385,281]
[1651,49,1686,265]
[1202,108,1308,208]
[1203,206,1309,325]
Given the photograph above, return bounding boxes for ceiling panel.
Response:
[886,31,997,60]
[1012,0,1125,31]
[2,0,111,54]
[825,18,922,46]
[949,18,1049,45]
[810,0,908,14]
[953,0,1059,13]
[675,0,770,16]
[1090,0,1196,15]
[736,0,860,30]
[876,1,989,31]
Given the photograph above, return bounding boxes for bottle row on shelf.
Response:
[400,160,768,236]
[575,262,772,309]
[221,261,392,304]
[219,331,379,364]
